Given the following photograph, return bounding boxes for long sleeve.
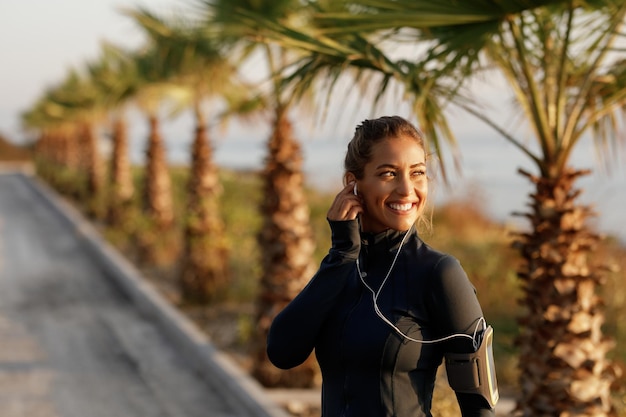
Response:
[266,219,360,369]
[425,255,484,352]
[428,255,496,416]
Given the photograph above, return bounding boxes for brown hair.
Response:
[343,116,426,181]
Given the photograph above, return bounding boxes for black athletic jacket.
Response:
[267,220,495,417]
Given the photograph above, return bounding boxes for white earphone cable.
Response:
[356,227,485,349]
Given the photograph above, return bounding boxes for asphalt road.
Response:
[0,172,278,417]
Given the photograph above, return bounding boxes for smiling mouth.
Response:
[388,203,414,212]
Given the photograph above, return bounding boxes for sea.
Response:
[124,116,626,246]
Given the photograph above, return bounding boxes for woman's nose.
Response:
[396,175,413,195]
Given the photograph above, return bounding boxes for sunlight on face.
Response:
[357,136,428,233]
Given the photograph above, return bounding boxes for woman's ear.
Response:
[345,172,356,186]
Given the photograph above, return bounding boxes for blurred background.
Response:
[1,0,624,242]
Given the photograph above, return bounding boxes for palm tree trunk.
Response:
[77,122,104,218]
[512,167,618,417]
[137,114,176,264]
[82,122,104,198]
[107,116,134,226]
[34,131,63,187]
[66,127,88,200]
[60,129,80,173]
[179,116,230,304]
[142,114,174,229]
[252,111,319,388]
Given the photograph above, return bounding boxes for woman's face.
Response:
[357,136,428,233]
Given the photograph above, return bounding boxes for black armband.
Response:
[445,325,499,408]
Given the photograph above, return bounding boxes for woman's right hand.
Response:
[327,181,364,221]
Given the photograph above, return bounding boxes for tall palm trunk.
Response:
[137,114,176,264]
[513,167,618,417]
[76,122,104,218]
[60,130,80,173]
[107,117,134,226]
[34,131,66,187]
[252,111,319,388]
[179,112,230,304]
[142,114,174,229]
[60,130,82,199]
[80,122,104,198]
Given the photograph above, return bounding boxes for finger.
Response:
[327,194,363,221]
[345,204,363,220]
[343,181,361,195]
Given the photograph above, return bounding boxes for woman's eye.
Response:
[380,170,396,177]
[413,170,426,177]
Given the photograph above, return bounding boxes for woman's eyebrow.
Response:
[375,162,426,170]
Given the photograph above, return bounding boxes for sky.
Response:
[1,0,625,241]
[0,0,184,141]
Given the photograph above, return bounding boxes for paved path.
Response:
[0,172,286,417]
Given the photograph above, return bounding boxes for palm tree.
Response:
[23,70,106,210]
[77,121,104,208]
[106,116,135,225]
[196,0,320,387]
[133,47,176,232]
[86,43,138,227]
[117,20,180,263]
[238,0,626,414]
[62,73,105,207]
[253,105,320,388]
[21,99,68,182]
[124,7,252,303]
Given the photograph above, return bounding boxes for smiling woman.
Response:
[342,120,428,233]
[266,115,497,417]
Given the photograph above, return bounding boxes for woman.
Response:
[267,116,497,416]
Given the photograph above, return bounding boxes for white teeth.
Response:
[389,203,412,211]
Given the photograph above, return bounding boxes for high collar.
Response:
[360,226,416,254]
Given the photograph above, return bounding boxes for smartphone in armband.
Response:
[445,325,499,408]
